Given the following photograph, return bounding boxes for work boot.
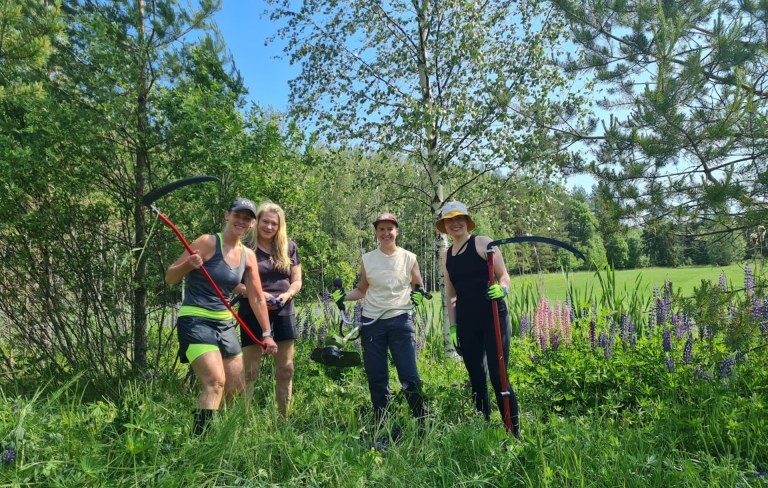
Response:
[192,409,215,436]
[402,382,427,421]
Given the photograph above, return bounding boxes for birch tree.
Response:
[267,0,585,350]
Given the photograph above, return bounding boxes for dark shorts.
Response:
[177,315,242,363]
[241,312,298,346]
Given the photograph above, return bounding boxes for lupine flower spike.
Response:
[682,334,693,365]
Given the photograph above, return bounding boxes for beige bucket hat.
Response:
[435,201,476,234]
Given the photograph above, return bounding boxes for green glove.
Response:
[330,289,345,306]
[487,284,508,300]
[410,289,424,306]
[450,324,462,356]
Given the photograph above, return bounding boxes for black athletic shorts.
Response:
[241,312,298,346]
[177,315,242,363]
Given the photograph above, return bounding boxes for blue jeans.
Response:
[360,312,425,421]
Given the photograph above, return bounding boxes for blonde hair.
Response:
[248,202,292,274]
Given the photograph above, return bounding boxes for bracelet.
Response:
[262,330,273,338]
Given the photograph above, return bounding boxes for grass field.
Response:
[513,263,751,303]
[1,261,767,486]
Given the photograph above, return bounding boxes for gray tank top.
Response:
[181,233,246,313]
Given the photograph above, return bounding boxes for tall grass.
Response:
[1,264,767,486]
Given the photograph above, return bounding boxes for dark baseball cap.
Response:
[372,212,399,227]
[229,198,257,218]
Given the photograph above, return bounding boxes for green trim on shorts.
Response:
[186,344,220,363]
[179,305,233,320]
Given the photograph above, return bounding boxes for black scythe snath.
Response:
[486,236,585,435]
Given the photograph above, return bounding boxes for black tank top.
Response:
[446,235,506,320]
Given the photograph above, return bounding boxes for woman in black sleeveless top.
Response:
[437,201,520,437]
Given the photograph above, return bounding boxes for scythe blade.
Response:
[141,176,219,207]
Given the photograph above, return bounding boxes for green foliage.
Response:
[555,0,768,238]
[0,0,248,378]
[1,275,767,486]
[0,0,62,102]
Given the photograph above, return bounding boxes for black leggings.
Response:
[457,307,519,434]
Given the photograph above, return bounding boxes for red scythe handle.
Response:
[154,209,265,349]
[487,249,513,433]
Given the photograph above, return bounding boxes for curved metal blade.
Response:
[487,235,586,261]
[141,176,220,206]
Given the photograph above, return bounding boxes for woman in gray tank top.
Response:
[165,198,277,435]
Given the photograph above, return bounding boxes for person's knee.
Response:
[200,373,226,394]
[276,361,294,383]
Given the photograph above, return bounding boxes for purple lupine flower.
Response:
[2,445,15,464]
[684,314,694,337]
[308,324,317,342]
[300,313,310,339]
[598,331,611,359]
[745,265,755,301]
[665,353,675,373]
[682,334,693,365]
[694,366,713,381]
[662,328,672,352]
[620,311,630,350]
[718,272,727,290]
[647,308,656,332]
[673,312,691,339]
[719,356,734,380]
[354,301,363,323]
[671,312,681,335]
[551,332,560,352]
[752,299,768,338]
[589,318,596,350]
[627,322,637,349]
[539,333,548,352]
[655,298,666,327]
[318,322,328,343]
[519,314,530,338]
[659,281,673,326]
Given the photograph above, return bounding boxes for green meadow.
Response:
[514,263,750,303]
[2,263,767,486]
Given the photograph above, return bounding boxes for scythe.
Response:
[143,176,265,349]
[486,236,585,435]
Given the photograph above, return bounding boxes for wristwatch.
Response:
[262,330,273,338]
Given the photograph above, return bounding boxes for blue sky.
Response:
[214,1,295,112]
[213,2,596,191]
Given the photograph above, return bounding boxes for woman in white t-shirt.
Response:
[332,213,428,432]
